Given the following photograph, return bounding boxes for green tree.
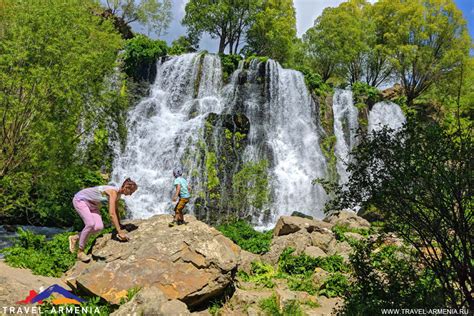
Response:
[104,0,172,36]
[0,0,123,224]
[246,0,297,63]
[374,0,471,104]
[182,0,258,54]
[333,121,473,310]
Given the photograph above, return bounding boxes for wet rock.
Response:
[65,215,240,308]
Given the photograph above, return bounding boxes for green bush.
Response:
[318,272,349,298]
[331,224,370,245]
[168,36,197,55]
[279,248,349,275]
[338,241,445,315]
[352,81,381,108]
[295,66,333,97]
[122,34,168,81]
[217,219,272,254]
[219,54,243,82]
[259,295,305,316]
[1,227,112,277]
[238,261,275,288]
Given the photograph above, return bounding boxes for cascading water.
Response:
[112,54,224,218]
[112,53,329,223]
[332,89,359,184]
[368,101,406,133]
[261,61,328,221]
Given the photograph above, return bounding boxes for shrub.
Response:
[217,219,272,254]
[338,240,445,315]
[1,227,112,277]
[259,295,304,316]
[219,54,243,83]
[122,34,168,81]
[318,272,349,298]
[279,248,349,275]
[238,261,275,288]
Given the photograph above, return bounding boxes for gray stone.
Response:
[323,211,370,229]
[273,216,333,237]
[263,231,312,265]
[304,246,327,258]
[310,231,336,253]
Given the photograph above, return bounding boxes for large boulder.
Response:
[111,286,190,316]
[64,215,240,308]
[262,231,312,265]
[323,211,370,229]
[273,216,333,237]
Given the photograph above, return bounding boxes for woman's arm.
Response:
[172,184,181,202]
[106,189,128,240]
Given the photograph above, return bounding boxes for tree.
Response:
[246,0,297,63]
[0,0,123,224]
[333,121,473,309]
[374,0,470,104]
[182,0,258,54]
[105,0,172,36]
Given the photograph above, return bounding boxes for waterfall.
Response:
[332,89,359,185]
[112,53,328,223]
[112,54,223,218]
[262,61,328,221]
[368,101,406,133]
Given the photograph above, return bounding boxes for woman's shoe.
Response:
[68,235,79,253]
[77,252,91,263]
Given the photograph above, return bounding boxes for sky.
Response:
[135,0,474,52]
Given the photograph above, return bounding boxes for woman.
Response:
[69,178,138,262]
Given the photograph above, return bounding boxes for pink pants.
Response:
[72,198,104,250]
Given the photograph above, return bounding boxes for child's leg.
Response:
[89,210,104,233]
[175,198,189,222]
[73,199,98,250]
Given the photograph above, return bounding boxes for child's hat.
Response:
[173,167,183,177]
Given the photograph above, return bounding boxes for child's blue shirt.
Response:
[174,177,190,198]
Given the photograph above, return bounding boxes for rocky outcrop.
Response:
[111,286,191,316]
[0,261,71,308]
[323,210,370,229]
[273,216,333,237]
[64,215,240,308]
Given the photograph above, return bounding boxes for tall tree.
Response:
[246,0,297,63]
[182,0,258,54]
[374,0,471,104]
[0,1,122,180]
[105,0,172,36]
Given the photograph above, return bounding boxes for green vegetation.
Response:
[0,0,124,227]
[0,227,111,277]
[339,241,445,315]
[217,220,272,254]
[246,0,297,63]
[183,0,259,54]
[104,0,172,36]
[122,34,168,81]
[259,295,305,316]
[238,261,275,288]
[333,120,473,309]
[331,224,369,244]
[232,160,269,211]
[219,54,243,82]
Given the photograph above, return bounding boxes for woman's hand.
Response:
[117,230,130,241]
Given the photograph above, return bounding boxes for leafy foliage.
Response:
[238,261,276,288]
[217,220,272,254]
[232,160,270,211]
[279,248,349,275]
[334,121,473,309]
[1,228,110,277]
[104,0,172,36]
[168,35,198,55]
[259,295,305,316]
[246,0,297,63]
[219,54,243,82]
[338,241,445,315]
[318,272,349,298]
[122,34,168,81]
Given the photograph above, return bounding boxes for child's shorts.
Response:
[175,198,190,215]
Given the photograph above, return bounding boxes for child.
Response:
[169,167,191,227]
[69,178,138,262]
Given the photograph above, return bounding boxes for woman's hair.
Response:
[121,178,138,191]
